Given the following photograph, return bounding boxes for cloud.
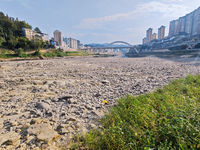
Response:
[76,1,189,29]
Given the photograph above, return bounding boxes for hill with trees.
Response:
[0,12,49,51]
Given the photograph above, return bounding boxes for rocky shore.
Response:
[0,56,200,149]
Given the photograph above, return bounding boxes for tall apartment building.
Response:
[53,30,62,46]
[158,26,165,40]
[146,28,153,43]
[174,20,179,35]
[169,20,175,37]
[152,33,157,40]
[142,38,146,44]
[67,37,78,49]
[177,17,186,33]
[185,12,194,35]
[192,7,200,35]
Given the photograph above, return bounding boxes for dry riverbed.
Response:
[0,56,200,149]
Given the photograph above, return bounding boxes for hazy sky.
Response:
[0,0,199,45]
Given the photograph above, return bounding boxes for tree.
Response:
[0,26,3,37]
[15,37,30,50]
[7,36,18,49]
[34,27,42,34]
[0,37,4,47]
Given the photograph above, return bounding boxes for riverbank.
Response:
[0,56,200,149]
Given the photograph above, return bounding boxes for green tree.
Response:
[0,26,3,37]
[15,48,24,57]
[34,27,42,34]
[32,39,42,50]
[0,37,4,47]
[7,36,18,49]
[16,37,30,50]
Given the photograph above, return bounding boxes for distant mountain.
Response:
[85,43,129,48]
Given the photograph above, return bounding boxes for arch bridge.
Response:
[85,41,140,53]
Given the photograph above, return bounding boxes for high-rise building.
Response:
[158,26,165,40]
[174,20,179,35]
[146,28,153,43]
[142,38,146,44]
[192,7,200,35]
[53,30,62,46]
[185,12,194,35]
[177,17,186,33]
[169,20,175,37]
[152,33,157,40]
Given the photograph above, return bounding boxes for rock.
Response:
[0,128,6,134]
[67,116,77,122]
[36,128,60,144]
[94,92,101,97]
[102,80,110,85]
[27,124,50,135]
[91,110,104,118]
[41,144,59,150]
[52,97,59,102]
[0,131,19,146]
[36,102,50,110]
[8,96,23,102]
[68,98,77,104]
[59,95,73,100]
[7,133,21,146]
[30,118,42,125]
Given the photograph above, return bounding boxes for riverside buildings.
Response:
[168,6,200,37]
[158,26,165,40]
[146,28,153,43]
[22,28,49,41]
[143,6,200,45]
[152,33,157,40]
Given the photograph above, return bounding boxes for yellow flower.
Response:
[135,133,138,136]
[102,100,108,104]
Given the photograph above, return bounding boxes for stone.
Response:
[91,110,104,118]
[30,118,42,125]
[7,133,21,146]
[36,102,50,110]
[67,116,77,122]
[36,128,60,143]
[27,124,50,135]
[102,80,110,85]
[8,96,23,102]
[0,131,20,146]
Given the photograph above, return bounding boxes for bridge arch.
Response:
[106,41,133,47]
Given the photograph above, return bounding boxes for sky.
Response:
[0,0,200,45]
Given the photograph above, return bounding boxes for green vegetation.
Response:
[0,49,90,59]
[0,12,50,51]
[43,49,88,57]
[72,75,200,149]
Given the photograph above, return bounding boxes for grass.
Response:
[71,75,200,150]
[42,50,89,57]
[0,48,90,59]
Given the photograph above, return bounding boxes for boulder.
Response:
[36,102,50,110]
[27,124,50,135]
[36,128,60,144]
